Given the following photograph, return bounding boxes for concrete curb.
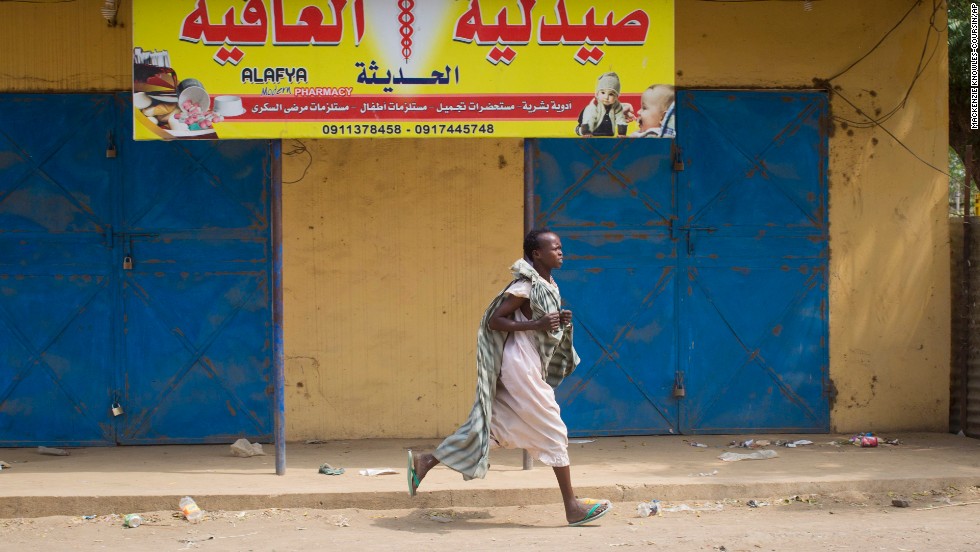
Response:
[6,476,977,518]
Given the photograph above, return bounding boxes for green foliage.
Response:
[949,147,976,215]
[948,0,972,90]
[948,0,978,174]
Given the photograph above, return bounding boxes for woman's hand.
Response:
[560,309,573,327]
[536,312,561,332]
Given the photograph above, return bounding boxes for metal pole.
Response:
[522,138,534,471]
[271,139,287,475]
[962,144,973,435]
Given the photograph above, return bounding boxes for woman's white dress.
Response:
[488,280,570,467]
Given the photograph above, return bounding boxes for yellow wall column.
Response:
[282,139,524,439]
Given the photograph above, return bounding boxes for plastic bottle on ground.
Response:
[179,496,203,523]
[123,514,142,528]
[636,500,660,517]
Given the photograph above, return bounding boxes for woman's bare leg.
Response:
[553,465,608,524]
[413,452,440,483]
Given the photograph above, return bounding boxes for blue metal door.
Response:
[0,94,273,446]
[676,90,829,433]
[0,96,117,446]
[531,90,829,435]
[115,106,274,444]
[530,138,679,436]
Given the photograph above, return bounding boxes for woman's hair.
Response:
[524,228,554,259]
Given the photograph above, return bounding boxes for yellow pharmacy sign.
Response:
[133,0,674,139]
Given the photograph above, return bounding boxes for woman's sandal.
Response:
[568,501,611,527]
[407,450,421,497]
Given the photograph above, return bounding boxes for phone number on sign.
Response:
[321,124,495,136]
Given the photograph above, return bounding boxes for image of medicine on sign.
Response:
[131,0,675,140]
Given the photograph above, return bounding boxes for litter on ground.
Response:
[358,468,397,476]
[230,439,265,457]
[718,450,778,462]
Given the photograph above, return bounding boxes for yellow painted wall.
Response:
[0,0,130,91]
[281,139,524,438]
[0,0,950,436]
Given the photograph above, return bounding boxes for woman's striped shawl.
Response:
[433,258,580,480]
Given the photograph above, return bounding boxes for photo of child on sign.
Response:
[630,84,675,138]
[574,73,675,139]
[575,72,629,137]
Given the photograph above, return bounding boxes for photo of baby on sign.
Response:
[574,72,675,139]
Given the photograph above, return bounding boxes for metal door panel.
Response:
[0,274,115,445]
[680,93,825,232]
[535,143,674,230]
[689,236,826,262]
[0,96,114,234]
[115,100,272,444]
[533,91,828,436]
[556,262,678,435]
[0,94,273,446]
[0,95,116,445]
[677,90,829,434]
[679,265,827,432]
[531,138,678,435]
[120,271,270,443]
[121,141,267,234]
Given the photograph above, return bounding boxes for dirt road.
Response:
[2,489,978,551]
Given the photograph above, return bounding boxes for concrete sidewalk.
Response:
[1,433,978,518]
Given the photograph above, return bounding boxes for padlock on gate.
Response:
[111,402,124,417]
[673,371,686,399]
[123,255,133,270]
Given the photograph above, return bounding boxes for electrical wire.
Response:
[830,0,943,129]
[282,139,312,184]
[696,0,948,176]
[823,0,949,176]
[833,89,949,176]
[825,0,924,82]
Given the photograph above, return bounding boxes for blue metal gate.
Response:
[0,94,273,446]
[530,138,679,435]
[0,96,117,446]
[531,90,829,435]
[676,90,829,434]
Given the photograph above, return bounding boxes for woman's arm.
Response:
[488,294,560,332]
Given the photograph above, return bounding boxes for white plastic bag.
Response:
[718,449,778,462]
[230,438,265,457]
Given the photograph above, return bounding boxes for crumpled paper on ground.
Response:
[718,449,778,462]
[358,468,397,476]
[230,438,265,457]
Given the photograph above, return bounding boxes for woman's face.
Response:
[534,233,564,269]
[637,91,666,131]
